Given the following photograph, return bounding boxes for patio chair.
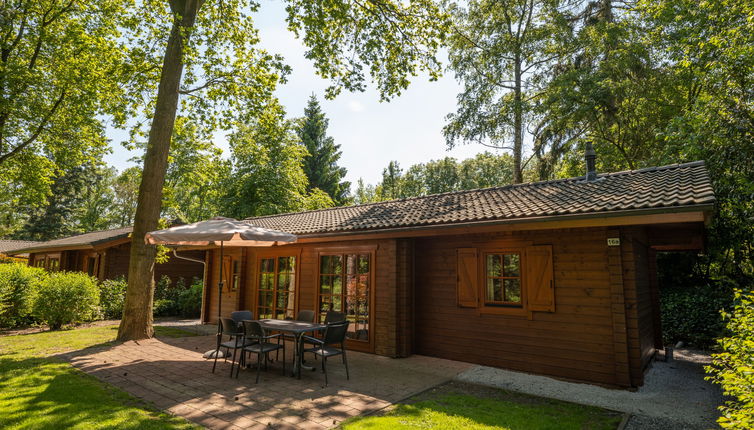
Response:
[302,310,347,359]
[238,320,286,382]
[212,317,251,376]
[324,310,346,324]
[302,320,350,386]
[230,310,253,327]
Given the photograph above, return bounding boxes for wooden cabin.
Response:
[9,227,205,285]
[202,161,714,389]
[0,240,39,262]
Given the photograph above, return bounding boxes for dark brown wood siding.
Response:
[413,227,631,387]
[103,243,204,285]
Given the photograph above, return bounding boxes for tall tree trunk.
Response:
[117,0,202,341]
[512,51,523,184]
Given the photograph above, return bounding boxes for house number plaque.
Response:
[607,238,621,246]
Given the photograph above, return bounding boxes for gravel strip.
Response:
[455,348,722,428]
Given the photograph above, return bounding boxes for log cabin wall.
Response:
[105,243,204,285]
[413,227,633,387]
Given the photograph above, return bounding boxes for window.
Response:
[34,257,45,268]
[484,253,522,306]
[86,256,97,276]
[47,257,60,271]
[257,256,296,319]
[318,253,371,342]
[231,260,241,290]
[457,245,555,314]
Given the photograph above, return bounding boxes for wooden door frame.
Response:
[251,248,303,320]
[314,245,377,354]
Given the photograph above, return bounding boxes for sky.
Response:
[104,1,495,187]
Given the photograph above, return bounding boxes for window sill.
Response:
[478,305,527,317]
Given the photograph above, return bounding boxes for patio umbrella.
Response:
[145,217,297,323]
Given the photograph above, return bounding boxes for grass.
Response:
[0,324,199,429]
[341,382,623,430]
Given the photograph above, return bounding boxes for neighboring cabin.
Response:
[7,227,205,285]
[0,240,40,261]
[202,160,714,389]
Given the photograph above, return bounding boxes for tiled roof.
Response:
[243,161,714,236]
[7,227,133,254]
[0,240,40,254]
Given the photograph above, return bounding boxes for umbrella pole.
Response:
[218,241,224,322]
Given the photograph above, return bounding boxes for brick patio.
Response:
[65,333,471,429]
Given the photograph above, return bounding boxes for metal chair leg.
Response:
[343,349,349,380]
[323,355,328,386]
[255,352,262,384]
[212,346,220,373]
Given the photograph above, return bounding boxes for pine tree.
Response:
[297,95,351,204]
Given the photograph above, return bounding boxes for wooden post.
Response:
[606,228,632,387]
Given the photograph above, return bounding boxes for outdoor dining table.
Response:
[256,319,326,379]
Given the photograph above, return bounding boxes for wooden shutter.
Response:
[222,255,232,290]
[525,245,555,312]
[456,248,479,308]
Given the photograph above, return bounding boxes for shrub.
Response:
[706,288,754,429]
[0,263,46,328]
[177,279,203,318]
[99,277,127,320]
[33,272,100,330]
[660,278,734,348]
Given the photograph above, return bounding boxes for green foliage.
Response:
[706,289,754,429]
[161,118,226,223]
[297,95,351,204]
[660,282,733,348]
[285,0,450,100]
[363,153,516,201]
[99,277,127,320]
[153,276,201,317]
[177,280,204,318]
[0,263,46,328]
[445,0,566,182]
[0,325,199,429]
[17,160,108,241]
[33,271,100,330]
[0,1,132,237]
[220,100,312,218]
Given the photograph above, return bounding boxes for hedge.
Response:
[0,263,46,328]
[33,272,100,330]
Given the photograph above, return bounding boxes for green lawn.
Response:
[342,383,623,430]
[0,324,199,430]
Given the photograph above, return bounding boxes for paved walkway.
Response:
[65,334,470,429]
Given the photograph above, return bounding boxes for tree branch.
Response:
[0,89,66,164]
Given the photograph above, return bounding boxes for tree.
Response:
[444,0,564,183]
[111,167,141,228]
[297,95,350,204]
[117,0,451,340]
[379,161,404,200]
[534,0,690,178]
[161,118,225,223]
[0,1,130,215]
[17,161,101,241]
[76,166,118,232]
[220,100,311,219]
[353,178,379,204]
